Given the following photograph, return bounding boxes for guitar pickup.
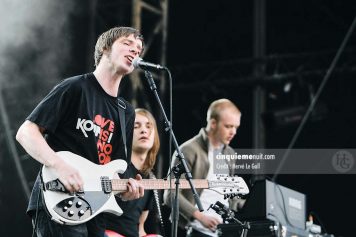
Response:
[45,179,67,193]
[101,176,112,194]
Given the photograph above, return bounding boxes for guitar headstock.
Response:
[208,175,249,198]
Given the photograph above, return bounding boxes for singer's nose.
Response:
[129,48,139,56]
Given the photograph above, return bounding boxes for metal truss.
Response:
[170,48,356,90]
[130,0,169,109]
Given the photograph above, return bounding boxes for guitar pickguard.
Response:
[53,196,91,221]
[42,151,126,225]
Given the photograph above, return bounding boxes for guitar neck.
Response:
[111,179,209,191]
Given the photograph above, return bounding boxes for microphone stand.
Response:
[144,70,204,237]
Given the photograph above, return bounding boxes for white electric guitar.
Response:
[41,151,249,225]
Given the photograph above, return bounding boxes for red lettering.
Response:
[99,130,110,142]
[97,140,113,155]
[98,152,111,164]
[103,143,112,154]
[97,140,104,151]
[94,114,112,129]
[94,115,114,132]
[94,115,103,126]
[108,121,114,132]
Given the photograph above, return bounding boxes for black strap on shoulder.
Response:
[117,98,127,160]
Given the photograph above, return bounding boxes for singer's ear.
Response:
[102,47,109,53]
[210,118,217,130]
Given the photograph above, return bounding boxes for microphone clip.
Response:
[208,201,250,229]
[208,201,236,224]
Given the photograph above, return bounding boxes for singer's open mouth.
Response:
[125,55,134,63]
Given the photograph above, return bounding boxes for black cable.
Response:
[268,15,356,236]
[272,182,299,229]
[32,180,42,237]
[168,63,173,176]
[164,68,175,237]
[272,15,356,182]
[153,189,166,237]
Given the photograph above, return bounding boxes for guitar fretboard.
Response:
[111,179,209,191]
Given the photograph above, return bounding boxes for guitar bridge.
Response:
[101,176,112,194]
[44,179,67,193]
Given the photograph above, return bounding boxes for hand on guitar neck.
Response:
[118,174,144,201]
[52,153,144,201]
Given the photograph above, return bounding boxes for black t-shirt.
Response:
[105,163,154,237]
[26,73,135,213]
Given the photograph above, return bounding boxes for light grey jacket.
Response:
[163,128,237,229]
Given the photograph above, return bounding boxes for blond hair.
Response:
[206,98,241,123]
[135,108,160,175]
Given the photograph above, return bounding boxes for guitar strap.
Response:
[117,98,127,160]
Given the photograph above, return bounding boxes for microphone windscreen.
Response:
[132,57,142,68]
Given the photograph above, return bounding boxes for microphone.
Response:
[132,57,166,71]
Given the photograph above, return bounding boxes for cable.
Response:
[164,68,175,237]
[149,172,166,237]
[268,16,356,236]
[272,182,299,229]
[272,15,356,182]
[32,180,42,237]
[153,189,166,237]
